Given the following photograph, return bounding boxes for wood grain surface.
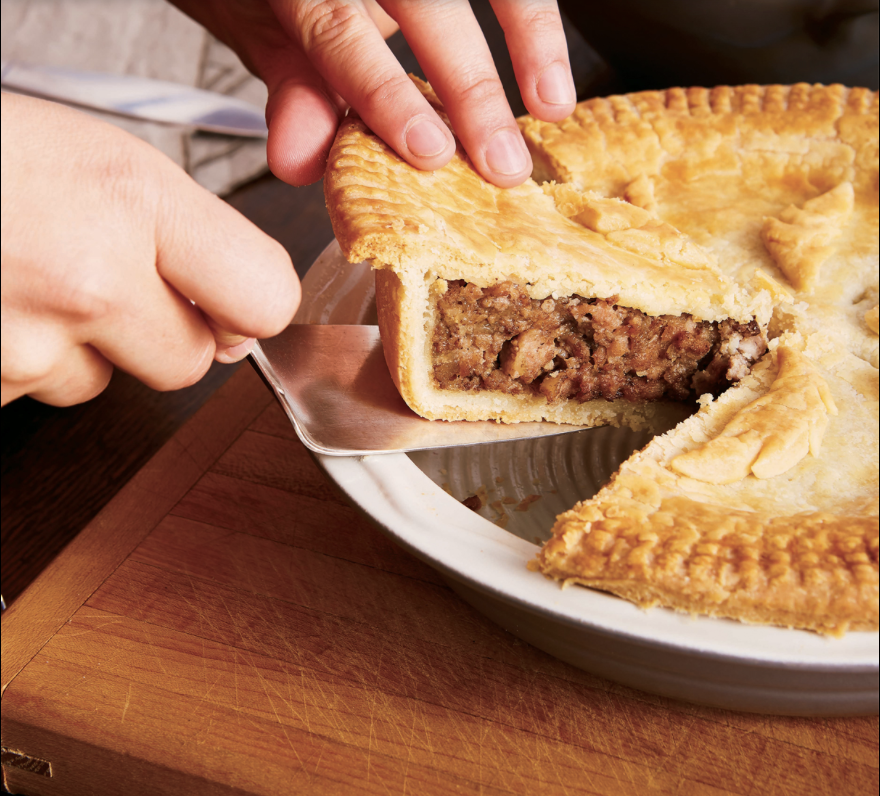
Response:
[2,6,878,794]
[3,365,877,796]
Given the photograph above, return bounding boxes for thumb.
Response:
[205,315,257,364]
[260,46,347,186]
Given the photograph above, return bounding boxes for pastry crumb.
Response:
[516,494,542,512]
[461,494,482,511]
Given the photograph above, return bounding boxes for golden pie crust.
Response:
[536,334,878,635]
[519,83,880,368]
[325,79,879,634]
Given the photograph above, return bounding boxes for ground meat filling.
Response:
[432,281,767,403]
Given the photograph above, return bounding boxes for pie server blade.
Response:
[250,325,589,456]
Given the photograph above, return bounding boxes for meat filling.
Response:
[432,281,766,403]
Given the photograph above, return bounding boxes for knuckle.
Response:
[1,336,112,405]
[50,270,117,324]
[90,132,159,209]
[515,2,561,34]
[358,69,418,116]
[2,350,53,387]
[297,0,364,55]
[1,320,57,386]
[449,71,506,108]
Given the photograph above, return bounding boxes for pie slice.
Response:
[325,78,775,430]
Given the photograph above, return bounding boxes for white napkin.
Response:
[1,0,269,195]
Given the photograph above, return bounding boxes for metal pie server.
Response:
[250,325,589,456]
[0,60,268,137]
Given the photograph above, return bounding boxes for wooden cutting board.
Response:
[2,365,877,796]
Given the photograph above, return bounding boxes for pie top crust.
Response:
[326,79,769,324]
[535,334,878,635]
[520,84,877,199]
[324,79,879,634]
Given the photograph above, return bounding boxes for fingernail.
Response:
[405,118,449,158]
[537,62,576,106]
[485,130,528,176]
[215,337,255,364]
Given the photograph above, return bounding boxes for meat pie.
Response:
[432,281,766,404]
[325,76,878,635]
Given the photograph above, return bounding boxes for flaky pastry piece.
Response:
[326,78,776,428]
[534,334,879,635]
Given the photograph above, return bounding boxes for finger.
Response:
[2,323,115,407]
[0,311,66,406]
[171,0,352,187]
[489,0,576,121]
[205,315,256,364]
[85,266,218,392]
[0,316,100,406]
[153,166,301,341]
[273,0,456,171]
[215,337,257,364]
[259,45,347,186]
[384,0,533,186]
[27,344,115,407]
[266,78,344,186]
[362,0,399,38]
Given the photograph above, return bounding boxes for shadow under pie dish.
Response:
[324,78,878,636]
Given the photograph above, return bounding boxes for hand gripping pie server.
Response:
[1,63,586,456]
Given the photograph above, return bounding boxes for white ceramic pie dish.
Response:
[289,240,878,716]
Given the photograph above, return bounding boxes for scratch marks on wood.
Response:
[51,477,874,796]
[246,648,306,774]
[120,682,132,723]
